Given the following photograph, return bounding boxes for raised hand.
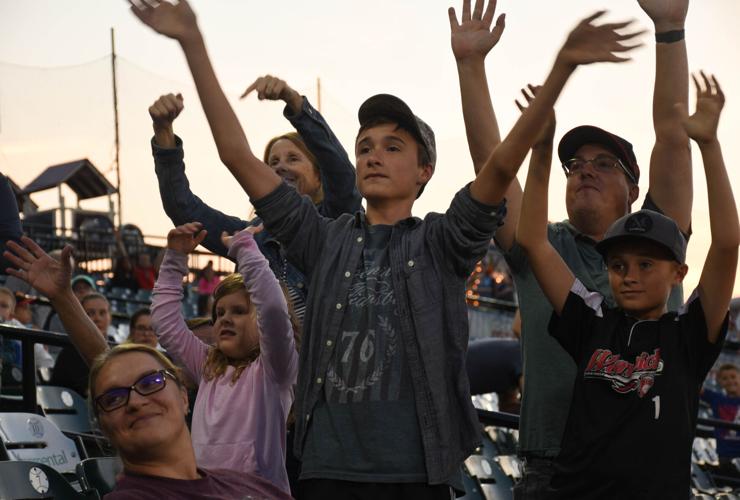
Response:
[677,72,724,145]
[515,85,556,147]
[167,222,207,254]
[149,93,184,132]
[637,0,688,31]
[4,237,73,300]
[448,0,506,62]
[128,0,198,41]
[220,224,263,249]
[557,11,645,69]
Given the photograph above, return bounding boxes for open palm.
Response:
[449,0,505,61]
[680,72,724,144]
[558,12,644,67]
[4,237,72,300]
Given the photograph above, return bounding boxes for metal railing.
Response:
[3,323,740,438]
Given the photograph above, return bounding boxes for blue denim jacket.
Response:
[152,97,363,305]
[254,181,506,484]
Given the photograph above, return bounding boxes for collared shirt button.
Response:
[344,271,351,278]
[316,377,323,384]
[336,303,342,310]
[297,282,304,289]
[305,413,311,421]
[326,340,333,347]
[357,236,363,243]
[407,260,415,268]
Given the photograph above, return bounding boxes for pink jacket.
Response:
[151,231,298,494]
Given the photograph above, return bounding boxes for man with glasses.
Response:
[451,0,692,496]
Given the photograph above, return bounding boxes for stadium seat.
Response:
[0,460,88,499]
[36,386,92,434]
[460,427,518,500]
[0,412,81,475]
[76,456,122,497]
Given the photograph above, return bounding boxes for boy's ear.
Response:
[418,163,433,184]
[673,263,689,285]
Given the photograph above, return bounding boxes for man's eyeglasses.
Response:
[95,369,177,412]
[562,155,637,184]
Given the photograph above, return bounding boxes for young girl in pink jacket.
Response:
[151,222,298,494]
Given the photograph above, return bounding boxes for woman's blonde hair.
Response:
[88,344,184,417]
[205,273,300,384]
[263,132,323,204]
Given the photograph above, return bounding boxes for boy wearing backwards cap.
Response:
[128,0,640,496]
[516,69,737,498]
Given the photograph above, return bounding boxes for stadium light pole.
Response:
[111,27,122,228]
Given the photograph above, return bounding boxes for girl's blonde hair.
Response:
[88,344,184,417]
[204,273,300,384]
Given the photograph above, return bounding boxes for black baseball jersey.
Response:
[547,279,728,500]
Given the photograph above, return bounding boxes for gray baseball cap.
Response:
[596,210,687,263]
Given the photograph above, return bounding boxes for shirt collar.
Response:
[354,210,420,229]
[561,219,598,245]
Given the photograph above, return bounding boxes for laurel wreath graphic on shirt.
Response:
[326,316,398,395]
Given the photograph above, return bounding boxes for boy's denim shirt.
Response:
[151,97,362,304]
[254,181,506,484]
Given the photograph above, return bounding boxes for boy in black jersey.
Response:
[514,70,738,499]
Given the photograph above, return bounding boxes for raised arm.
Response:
[149,93,249,258]
[448,0,505,174]
[514,88,574,315]
[679,73,739,343]
[241,75,362,218]
[129,0,280,200]
[470,11,645,206]
[3,238,108,365]
[151,223,211,381]
[638,0,692,233]
[222,227,297,387]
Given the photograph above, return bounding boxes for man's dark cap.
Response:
[596,209,687,263]
[558,125,640,184]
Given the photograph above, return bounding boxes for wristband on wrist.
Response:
[655,29,685,44]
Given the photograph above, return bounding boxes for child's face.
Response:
[131,314,157,348]
[355,123,432,204]
[14,303,33,325]
[213,290,259,359]
[84,298,112,336]
[606,240,687,320]
[718,369,740,397]
[0,293,14,321]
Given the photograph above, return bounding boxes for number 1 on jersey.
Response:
[652,395,660,420]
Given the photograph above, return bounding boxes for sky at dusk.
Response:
[0,0,739,298]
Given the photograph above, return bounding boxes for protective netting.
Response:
[0,55,359,240]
